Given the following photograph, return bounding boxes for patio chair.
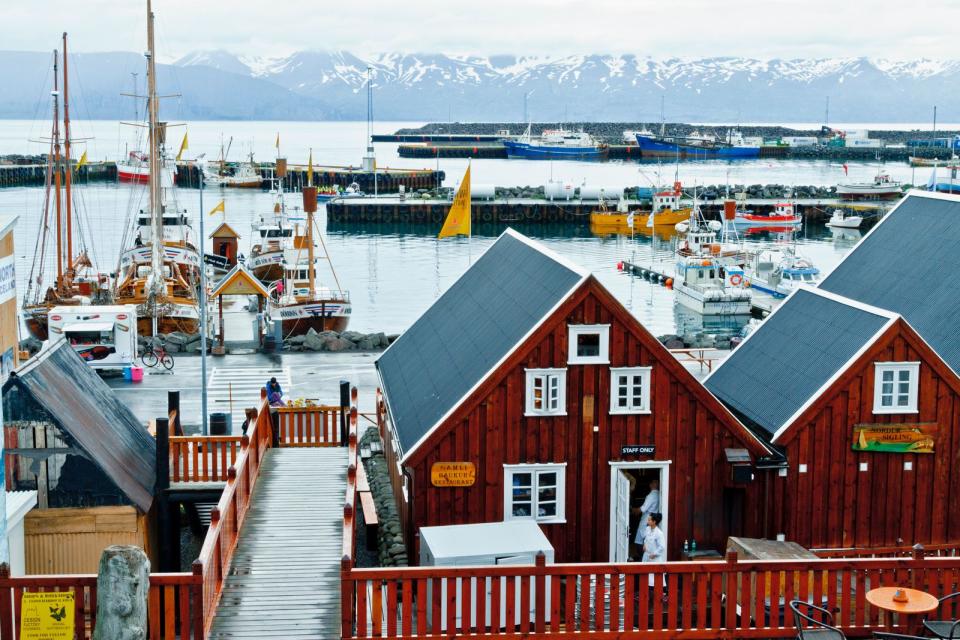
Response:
[924,592,960,639]
[790,600,846,640]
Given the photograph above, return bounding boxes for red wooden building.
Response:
[376,229,780,563]
[707,192,960,550]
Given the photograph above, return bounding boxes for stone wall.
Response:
[360,426,407,567]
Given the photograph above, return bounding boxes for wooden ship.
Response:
[113,1,201,336]
[247,157,294,283]
[22,35,109,340]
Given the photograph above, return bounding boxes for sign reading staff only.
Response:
[20,591,74,640]
[430,462,476,487]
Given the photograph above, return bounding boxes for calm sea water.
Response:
[0,120,884,338]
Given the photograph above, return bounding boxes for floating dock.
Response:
[326,195,886,226]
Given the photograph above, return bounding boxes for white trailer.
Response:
[48,305,138,370]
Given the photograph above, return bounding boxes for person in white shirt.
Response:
[641,513,666,588]
[634,479,661,545]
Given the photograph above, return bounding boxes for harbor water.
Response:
[0,120,889,339]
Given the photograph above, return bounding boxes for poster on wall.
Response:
[852,423,936,454]
[19,591,75,639]
[0,255,14,304]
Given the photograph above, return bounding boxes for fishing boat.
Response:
[22,36,110,341]
[671,213,752,315]
[909,155,959,168]
[248,159,294,283]
[113,0,201,337]
[316,186,340,203]
[203,148,263,189]
[503,126,608,160]
[836,172,902,200]
[744,246,820,298]
[117,149,176,184]
[266,186,351,337]
[589,182,690,232]
[635,129,760,159]
[826,209,863,229]
[734,202,802,227]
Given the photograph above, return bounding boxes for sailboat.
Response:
[265,184,351,337]
[113,0,201,336]
[22,35,109,341]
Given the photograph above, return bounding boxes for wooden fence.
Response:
[340,550,960,639]
[169,436,243,483]
[0,569,202,639]
[275,405,343,447]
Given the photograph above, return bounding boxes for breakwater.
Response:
[0,158,117,187]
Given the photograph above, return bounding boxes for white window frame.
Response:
[524,368,567,416]
[873,362,920,414]
[609,366,652,414]
[568,324,610,365]
[504,463,567,523]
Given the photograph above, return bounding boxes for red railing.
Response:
[169,436,243,483]
[340,551,960,639]
[0,570,202,639]
[275,405,343,447]
[814,544,960,559]
[194,390,274,637]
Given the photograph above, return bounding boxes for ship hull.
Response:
[118,163,175,184]
[23,310,49,341]
[589,208,690,232]
[503,140,608,161]
[636,135,760,159]
[734,214,801,226]
[269,299,351,338]
[836,186,902,200]
[247,250,284,283]
[674,283,753,316]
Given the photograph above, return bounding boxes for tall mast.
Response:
[146,0,163,299]
[52,51,64,284]
[307,211,316,293]
[62,32,73,272]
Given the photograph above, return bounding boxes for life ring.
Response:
[730,274,743,286]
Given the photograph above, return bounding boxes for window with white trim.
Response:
[873,362,920,414]
[568,324,610,364]
[610,366,652,414]
[504,464,566,522]
[525,368,566,416]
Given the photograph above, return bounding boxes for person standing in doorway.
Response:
[634,478,661,548]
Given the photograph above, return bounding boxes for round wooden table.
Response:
[866,587,939,614]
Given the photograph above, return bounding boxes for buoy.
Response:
[617,261,624,271]
[665,278,673,289]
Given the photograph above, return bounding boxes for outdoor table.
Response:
[866,587,939,634]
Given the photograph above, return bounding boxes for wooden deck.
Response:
[209,447,348,638]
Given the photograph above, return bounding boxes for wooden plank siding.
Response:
[398,278,773,562]
[771,318,960,549]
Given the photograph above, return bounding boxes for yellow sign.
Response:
[852,423,936,454]
[431,462,476,487]
[20,591,74,640]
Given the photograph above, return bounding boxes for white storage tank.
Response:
[579,185,624,201]
[544,181,576,201]
[472,183,497,200]
[419,521,555,631]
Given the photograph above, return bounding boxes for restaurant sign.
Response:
[430,462,476,487]
[852,423,936,454]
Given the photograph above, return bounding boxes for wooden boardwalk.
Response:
[209,447,348,638]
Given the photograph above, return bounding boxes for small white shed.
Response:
[419,521,554,630]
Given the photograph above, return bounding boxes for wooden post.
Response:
[168,390,182,436]
[218,294,224,346]
[155,417,177,572]
[0,563,12,639]
[912,544,925,590]
[92,546,149,640]
[535,551,547,633]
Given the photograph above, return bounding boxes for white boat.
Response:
[266,242,351,337]
[826,209,863,229]
[118,150,176,184]
[744,247,820,299]
[836,172,902,200]
[203,151,262,188]
[670,213,752,316]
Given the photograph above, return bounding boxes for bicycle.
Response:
[140,344,174,370]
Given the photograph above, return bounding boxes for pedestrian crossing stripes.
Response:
[207,366,291,428]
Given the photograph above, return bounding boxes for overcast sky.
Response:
[3,0,958,61]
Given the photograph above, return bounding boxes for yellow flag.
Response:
[307,148,313,187]
[275,132,280,149]
[438,165,471,239]
[176,131,189,161]
[75,149,88,171]
[209,200,225,216]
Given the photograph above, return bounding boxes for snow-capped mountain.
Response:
[172,51,960,122]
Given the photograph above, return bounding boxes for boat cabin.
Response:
[652,182,683,212]
[376,229,777,563]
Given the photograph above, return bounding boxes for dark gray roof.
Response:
[2,340,156,511]
[820,193,960,373]
[706,289,891,439]
[376,229,586,456]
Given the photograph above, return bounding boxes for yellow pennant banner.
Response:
[307,148,313,187]
[75,150,88,172]
[176,131,189,162]
[438,164,471,239]
[209,200,225,216]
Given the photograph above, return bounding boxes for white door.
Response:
[613,470,631,563]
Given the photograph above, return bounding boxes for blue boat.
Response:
[503,128,608,161]
[635,130,760,160]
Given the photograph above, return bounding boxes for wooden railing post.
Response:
[534,551,546,633]
[912,543,925,590]
[0,563,12,640]
[341,554,354,639]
